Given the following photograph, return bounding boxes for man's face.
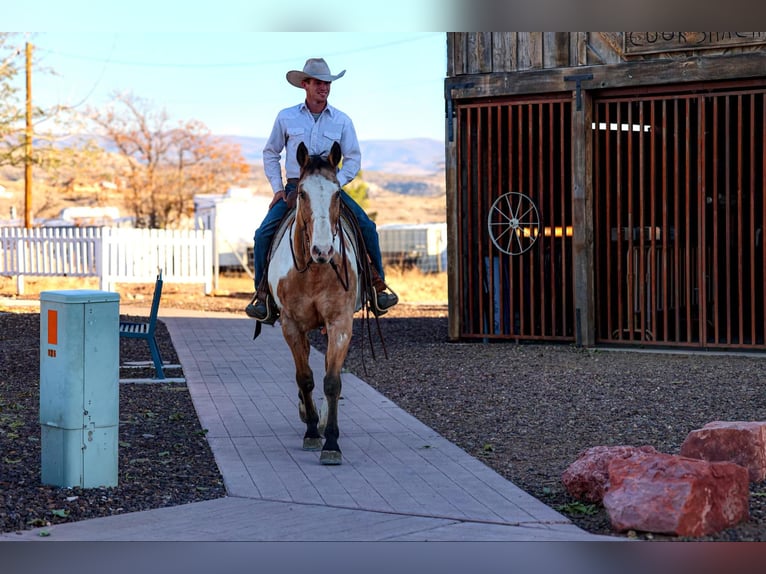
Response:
[303,78,331,102]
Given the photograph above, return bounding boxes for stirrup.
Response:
[246,293,279,325]
[369,289,398,317]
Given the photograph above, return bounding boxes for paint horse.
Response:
[268,141,360,465]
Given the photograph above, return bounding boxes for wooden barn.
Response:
[444,32,766,350]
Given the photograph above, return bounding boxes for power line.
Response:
[34,33,441,69]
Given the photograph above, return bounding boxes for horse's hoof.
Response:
[303,437,323,451]
[320,450,342,465]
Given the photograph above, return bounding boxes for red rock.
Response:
[680,421,766,482]
[603,453,750,537]
[561,445,659,503]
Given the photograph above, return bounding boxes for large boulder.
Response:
[603,452,750,537]
[680,421,766,482]
[561,445,659,503]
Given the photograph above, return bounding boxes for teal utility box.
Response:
[39,290,120,488]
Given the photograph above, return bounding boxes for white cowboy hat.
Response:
[286,58,346,88]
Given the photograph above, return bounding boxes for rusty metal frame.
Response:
[593,79,766,349]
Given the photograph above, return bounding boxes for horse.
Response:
[267,140,360,465]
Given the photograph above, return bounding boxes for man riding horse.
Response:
[247,57,398,323]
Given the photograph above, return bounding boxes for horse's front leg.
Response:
[320,318,353,465]
[282,321,322,451]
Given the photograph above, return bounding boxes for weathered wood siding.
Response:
[447,32,766,76]
[445,33,766,350]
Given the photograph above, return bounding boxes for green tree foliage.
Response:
[343,170,370,211]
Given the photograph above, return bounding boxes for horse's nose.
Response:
[311,243,334,264]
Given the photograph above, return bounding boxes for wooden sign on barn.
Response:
[445,32,766,350]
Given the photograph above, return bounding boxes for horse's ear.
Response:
[329,141,342,168]
[297,142,309,168]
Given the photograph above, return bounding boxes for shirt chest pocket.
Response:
[286,127,305,142]
[322,129,342,144]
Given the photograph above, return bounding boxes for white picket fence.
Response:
[0,227,213,294]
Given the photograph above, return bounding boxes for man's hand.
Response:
[269,190,287,208]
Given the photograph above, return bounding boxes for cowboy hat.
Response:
[286,58,346,88]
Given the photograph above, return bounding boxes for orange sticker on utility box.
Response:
[47,309,58,346]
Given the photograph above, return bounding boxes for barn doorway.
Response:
[593,80,766,349]
[455,94,575,341]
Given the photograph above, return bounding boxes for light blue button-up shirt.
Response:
[262,102,361,193]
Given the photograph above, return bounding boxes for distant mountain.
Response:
[45,133,446,178]
[221,136,444,176]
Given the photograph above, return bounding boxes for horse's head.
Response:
[295,141,343,265]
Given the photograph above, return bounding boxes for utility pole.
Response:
[24,42,32,228]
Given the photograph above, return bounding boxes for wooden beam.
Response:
[446,52,766,99]
[571,89,595,347]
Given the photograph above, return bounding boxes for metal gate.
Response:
[456,95,575,341]
[593,80,766,349]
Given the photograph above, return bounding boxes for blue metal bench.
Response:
[119,270,165,379]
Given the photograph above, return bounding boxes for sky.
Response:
[20,32,447,143]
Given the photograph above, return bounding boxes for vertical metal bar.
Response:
[711,96,719,345]
[551,102,572,336]
[456,106,465,336]
[458,108,474,333]
[626,102,635,340]
[547,101,556,337]
[484,105,495,336]
[661,99,670,343]
[737,94,745,346]
[724,95,732,345]
[537,101,546,337]
[749,94,756,345]
[698,95,708,346]
[495,104,505,338]
[525,102,534,337]
[762,93,766,346]
[649,100,658,342]
[672,99,681,341]
[509,104,518,337]
[603,102,613,341]
[683,98,693,344]
[476,107,487,336]
[615,102,624,339]
[638,101,647,341]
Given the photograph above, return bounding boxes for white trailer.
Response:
[377,222,448,273]
[194,187,271,277]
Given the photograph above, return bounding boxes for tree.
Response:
[343,169,371,217]
[88,91,250,228]
[0,33,29,168]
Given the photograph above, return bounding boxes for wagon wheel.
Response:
[487,192,541,255]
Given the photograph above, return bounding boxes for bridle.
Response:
[288,187,352,292]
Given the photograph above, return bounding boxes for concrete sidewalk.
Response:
[2,306,614,541]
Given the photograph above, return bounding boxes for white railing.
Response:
[0,227,213,295]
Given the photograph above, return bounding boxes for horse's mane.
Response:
[301,152,338,178]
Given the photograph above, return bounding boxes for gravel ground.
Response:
[0,310,225,536]
[3,294,766,541]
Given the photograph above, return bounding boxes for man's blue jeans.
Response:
[253,185,385,289]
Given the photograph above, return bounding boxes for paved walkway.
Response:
[2,305,613,542]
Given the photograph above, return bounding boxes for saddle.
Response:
[256,201,382,318]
